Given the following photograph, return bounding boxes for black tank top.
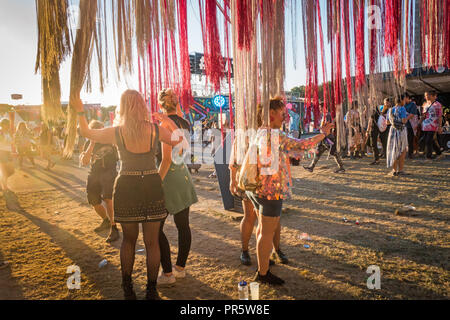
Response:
[115,124,159,172]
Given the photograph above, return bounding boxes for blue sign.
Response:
[213,95,226,109]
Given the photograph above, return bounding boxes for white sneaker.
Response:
[172,267,186,279]
[157,273,176,286]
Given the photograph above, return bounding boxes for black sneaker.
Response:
[253,271,285,286]
[94,219,110,233]
[106,225,120,243]
[334,168,346,174]
[303,166,314,173]
[240,251,252,266]
[146,286,162,300]
[269,259,276,266]
[273,250,289,264]
[370,160,380,165]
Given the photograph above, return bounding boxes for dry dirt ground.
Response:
[0,153,448,300]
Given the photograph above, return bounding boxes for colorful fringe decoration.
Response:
[354,0,366,92]
[34,0,450,160]
[199,0,225,93]
[177,0,194,111]
[421,0,450,70]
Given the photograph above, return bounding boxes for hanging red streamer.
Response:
[199,0,225,92]
[177,0,193,112]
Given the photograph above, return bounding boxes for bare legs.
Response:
[104,199,115,227]
[93,203,108,220]
[393,151,407,173]
[256,215,280,276]
[241,199,281,254]
[241,200,257,251]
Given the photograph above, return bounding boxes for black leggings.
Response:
[159,207,191,274]
[369,129,380,161]
[380,127,390,157]
[407,127,415,156]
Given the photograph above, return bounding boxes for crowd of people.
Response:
[0,88,447,299]
[299,90,448,177]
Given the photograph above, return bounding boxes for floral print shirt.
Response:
[253,127,319,200]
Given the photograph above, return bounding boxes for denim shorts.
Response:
[87,170,117,206]
[246,192,283,218]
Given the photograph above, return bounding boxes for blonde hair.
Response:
[88,120,104,130]
[158,88,178,113]
[118,90,151,142]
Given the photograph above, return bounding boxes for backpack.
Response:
[377,114,387,133]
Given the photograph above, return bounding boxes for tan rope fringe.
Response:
[35,0,71,125]
[231,0,259,164]
[230,1,286,163]
[63,0,98,159]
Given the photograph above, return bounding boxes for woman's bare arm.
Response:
[155,114,186,147]
[73,97,116,145]
[158,142,173,181]
[281,123,332,154]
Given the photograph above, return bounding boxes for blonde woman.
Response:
[74,90,183,300]
[156,88,198,286]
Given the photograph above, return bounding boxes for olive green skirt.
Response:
[162,163,198,215]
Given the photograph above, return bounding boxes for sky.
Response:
[0,0,320,106]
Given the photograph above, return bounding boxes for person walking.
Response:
[74,90,184,300]
[345,102,363,158]
[303,112,345,173]
[366,103,383,165]
[421,91,444,160]
[40,123,57,170]
[404,93,419,159]
[379,98,392,158]
[14,122,36,168]
[156,89,198,286]
[80,120,120,243]
[386,95,413,176]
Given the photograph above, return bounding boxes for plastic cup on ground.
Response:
[250,282,260,300]
[98,259,108,268]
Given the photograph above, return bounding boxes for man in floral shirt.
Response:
[421,91,444,160]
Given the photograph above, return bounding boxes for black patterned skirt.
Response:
[113,173,168,223]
